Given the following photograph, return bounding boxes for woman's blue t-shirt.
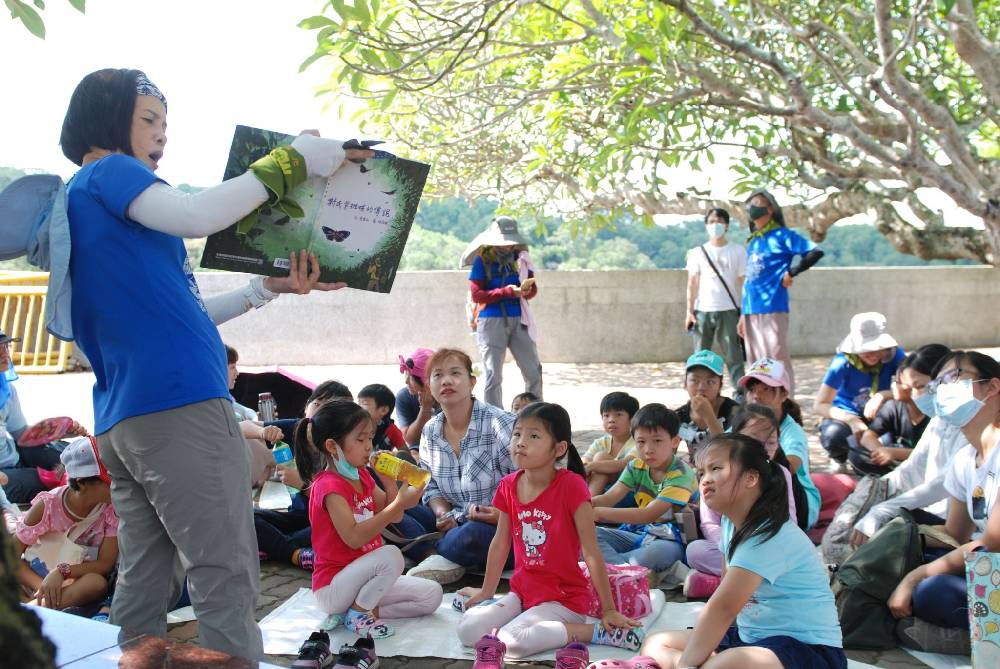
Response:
[822,348,906,416]
[742,227,815,315]
[720,518,842,647]
[469,255,522,318]
[67,155,229,434]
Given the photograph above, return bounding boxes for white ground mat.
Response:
[259,589,879,667]
[903,648,971,669]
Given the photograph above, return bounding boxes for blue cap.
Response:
[686,350,724,376]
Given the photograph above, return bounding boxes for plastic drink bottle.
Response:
[258,392,276,421]
[372,452,431,487]
[272,441,294,468]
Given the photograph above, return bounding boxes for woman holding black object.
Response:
[60,68,371,660]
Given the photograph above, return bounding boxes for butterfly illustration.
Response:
[321,227,351,242]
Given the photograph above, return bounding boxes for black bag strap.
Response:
[699,245,741,313]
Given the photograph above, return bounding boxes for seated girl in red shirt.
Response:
[297,399,442,639]
[456,402,642,665]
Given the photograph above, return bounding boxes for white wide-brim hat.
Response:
[837,312,899,354]
[459,216,530,267]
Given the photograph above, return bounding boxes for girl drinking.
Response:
[644,434,845,669]
[297,399,442,638]
[456,402,641,665]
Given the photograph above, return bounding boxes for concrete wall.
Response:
[200,266,1000,365]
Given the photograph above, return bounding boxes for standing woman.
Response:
[738,190,824,395]
[462,216,542,408]
[59,69,370,659]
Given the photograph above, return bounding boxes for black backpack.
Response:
[831,510,923,649]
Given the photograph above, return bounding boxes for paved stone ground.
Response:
[23,352,992,667]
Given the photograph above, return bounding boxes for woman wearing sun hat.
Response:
[461,216,542,408]
[814,312,906,469]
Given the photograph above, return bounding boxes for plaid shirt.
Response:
[419,399,516,522]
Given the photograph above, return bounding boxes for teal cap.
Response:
[686,350,724,376]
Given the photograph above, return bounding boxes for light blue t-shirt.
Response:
[67,155,229,434]
[0,385,27,468]
[780,414,820,529]
[742,227,815,315]
[822,349,906,415]
[720,518,842,647]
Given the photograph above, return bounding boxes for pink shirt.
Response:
[309,469,383,590]
[699,465,797,540]
[15,486,118,558]
[493,469,592,614]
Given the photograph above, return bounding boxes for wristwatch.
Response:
[56,562,72,578]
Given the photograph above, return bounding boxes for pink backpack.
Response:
[579,562,653,618]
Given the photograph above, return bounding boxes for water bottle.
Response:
[258,392,276,422]
[373,452,431,487]
[272,441,294,468]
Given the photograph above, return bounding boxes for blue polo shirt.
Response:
[469,255,522,318]
[822,348,906,415]
[67,154,229,434]
[742,227,816,315]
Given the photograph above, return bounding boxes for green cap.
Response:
[686,349,724,376]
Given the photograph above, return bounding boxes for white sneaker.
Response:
[406,554,466,584]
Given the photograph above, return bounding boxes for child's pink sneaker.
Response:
[472,633,506,669]
[555,641,590,669]
[683,570,721,599]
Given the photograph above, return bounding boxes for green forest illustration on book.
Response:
[201,125,429,292]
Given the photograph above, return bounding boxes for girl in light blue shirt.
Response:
[640,433,845,669]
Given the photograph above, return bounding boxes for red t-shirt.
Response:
[493,469,592,614]
[309,469,383,590]
[385,422,406,450]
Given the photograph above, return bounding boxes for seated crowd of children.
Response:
[7,315,1000,669]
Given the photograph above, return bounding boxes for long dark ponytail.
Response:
[731,405,809,530]
[515,402,586,478]
[294,398,372,487]
[701,433,789,560]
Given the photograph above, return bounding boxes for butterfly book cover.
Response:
[200,125,430,293]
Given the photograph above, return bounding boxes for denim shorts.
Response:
[717,626,847,669]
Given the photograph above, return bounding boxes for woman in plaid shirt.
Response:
[405,348,517,585]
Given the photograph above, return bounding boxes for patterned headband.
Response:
[135,72,167,111]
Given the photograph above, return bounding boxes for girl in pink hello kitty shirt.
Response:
[457,402,643,666]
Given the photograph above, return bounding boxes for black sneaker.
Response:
[334,638,380,669]
[293,630,334,668]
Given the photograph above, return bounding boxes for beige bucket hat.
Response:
[837,312,899,354]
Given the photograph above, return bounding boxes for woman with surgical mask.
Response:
[684,208,747,389]
[737,190,824,395]
[886,351,1000,652]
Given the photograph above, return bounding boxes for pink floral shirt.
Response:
[15,486,118,558]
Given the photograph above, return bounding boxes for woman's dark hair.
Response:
[600,392,640,418]
[60,68,144,166]
[700,433,790,559]
[308,380,353,405]
[704,208,731,225]
[631,403,681,438]
[224,345,238,365]
[515,402,586,478]
[953,350,1000,382]
[743,378,804,425]
[744,189,785,231]
[898,344,952,379]
[68,475,104,492]
[294,398,372,487]
[730,405,809,530]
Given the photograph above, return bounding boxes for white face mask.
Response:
[707,223,726,240]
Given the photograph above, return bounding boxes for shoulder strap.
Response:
[65,501,107,543]
[699,245,740,312]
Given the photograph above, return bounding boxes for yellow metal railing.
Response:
[0,272,73,373]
